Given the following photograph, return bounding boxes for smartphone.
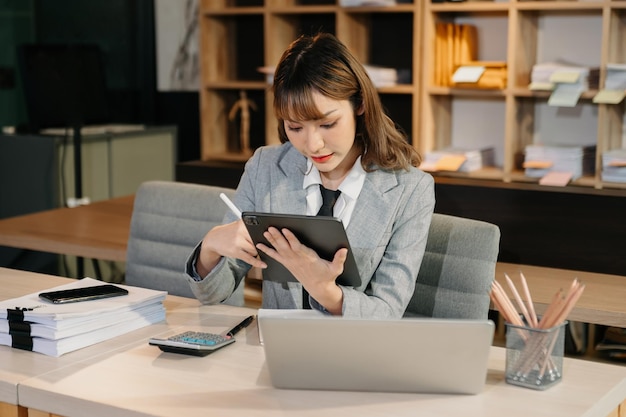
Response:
[39,284,129,304]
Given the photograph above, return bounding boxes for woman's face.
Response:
[283,91,362,182]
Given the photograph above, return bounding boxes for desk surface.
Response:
[0,267,224,407]
[0,271,622,417]
[495,262,626,327]
[0,195,134,262]
[18,343,626,417]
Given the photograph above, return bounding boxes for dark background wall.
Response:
[1,0,200,162]
[0,0,200,273]
[434,181,626,276]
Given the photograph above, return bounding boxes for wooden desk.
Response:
[0,271,618,417]
[17,327,626,417]
[495,263,626,328]
[0,267,252,417]
[0,195,134,262]
[0,267,624,417]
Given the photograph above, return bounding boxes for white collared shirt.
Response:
[303,156,366,227]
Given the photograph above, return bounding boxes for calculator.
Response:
[149,331,235,356]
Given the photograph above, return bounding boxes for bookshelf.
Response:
[198,0,626,193]
[421,0,626,191]
[198,0,422,161]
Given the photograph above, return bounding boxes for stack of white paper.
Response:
[364,65,399,87]
[524,144,596,180]
[602,149,626,183]
[530,60,597,90]
[339,0,396,6]
[605,64,626,91]
[530,61,599,107]
[0,278,166,357]
[363,65,410,87]
[420,147,495,173]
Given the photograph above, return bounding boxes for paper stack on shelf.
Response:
[0,278,166,357]
[363,65,410,87]
[601,148,626,183]
[339,0,396,6]
[434,23,477,87]
[420,147,495,173]
[593,64,626,104]
[523,144,596,180]
[529,60,599,91]
[605,63,626,91]
[452,61,507,89]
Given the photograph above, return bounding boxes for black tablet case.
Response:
[241,212,361,287]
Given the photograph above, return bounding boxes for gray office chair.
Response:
[125,180,243,305]
[404,213,500,320]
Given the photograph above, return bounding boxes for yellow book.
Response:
[460,24,478,64]
[435,23,447,86]
[446,23,455,86]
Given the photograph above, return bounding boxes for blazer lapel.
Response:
[270,144,308,214]
[346,170,404,281]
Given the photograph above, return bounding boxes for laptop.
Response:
[258,313,494,395]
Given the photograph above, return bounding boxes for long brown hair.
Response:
[273,32,421,171]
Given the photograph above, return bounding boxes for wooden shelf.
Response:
[198,0,626,192]
[421,0,626,192]
[198,0,422,161]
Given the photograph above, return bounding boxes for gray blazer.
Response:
[187,142,435,318]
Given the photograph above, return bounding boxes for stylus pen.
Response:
[226,315,255,338]
[219,192,242,219]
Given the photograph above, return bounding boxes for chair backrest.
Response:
[404,213,500,319]
[125,180,242,304]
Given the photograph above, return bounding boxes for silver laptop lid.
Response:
[259,314,494,395]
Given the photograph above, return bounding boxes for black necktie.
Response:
[317,184,342,217]
[303,184,342,309]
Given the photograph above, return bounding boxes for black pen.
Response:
[225,315,255,338]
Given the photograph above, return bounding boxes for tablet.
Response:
[241,212,361,287]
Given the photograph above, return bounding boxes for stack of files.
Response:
[593,64,626,105]
[523,144,596,180]
[420,147,495,172]
[605,63,626,91]
[452,61,507,89]
[0,278,166,357]
[434,23,477,87]
[529,60,599,91]
[363,65,410,87]
[601,148,626,183]
[339,0,396,6]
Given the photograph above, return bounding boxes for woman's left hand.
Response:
[256,227,346,314]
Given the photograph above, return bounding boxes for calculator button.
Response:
[182,337,216,346]
[170,331,228,347]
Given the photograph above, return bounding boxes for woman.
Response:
[185,33,434,318]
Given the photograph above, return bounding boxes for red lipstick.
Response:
[311,154,332,163]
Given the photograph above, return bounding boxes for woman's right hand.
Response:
[196,220,267,277]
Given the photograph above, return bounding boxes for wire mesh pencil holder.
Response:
[505,321,567,390]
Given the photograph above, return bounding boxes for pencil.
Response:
[505,273,533,326]
[519,272,538,327]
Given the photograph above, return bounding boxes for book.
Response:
[602,148,626,183]
[434,23,477,87]
[0,277,165,324]
[523,144,596,180]
[0,277,166,356]
[420,147,495,172]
